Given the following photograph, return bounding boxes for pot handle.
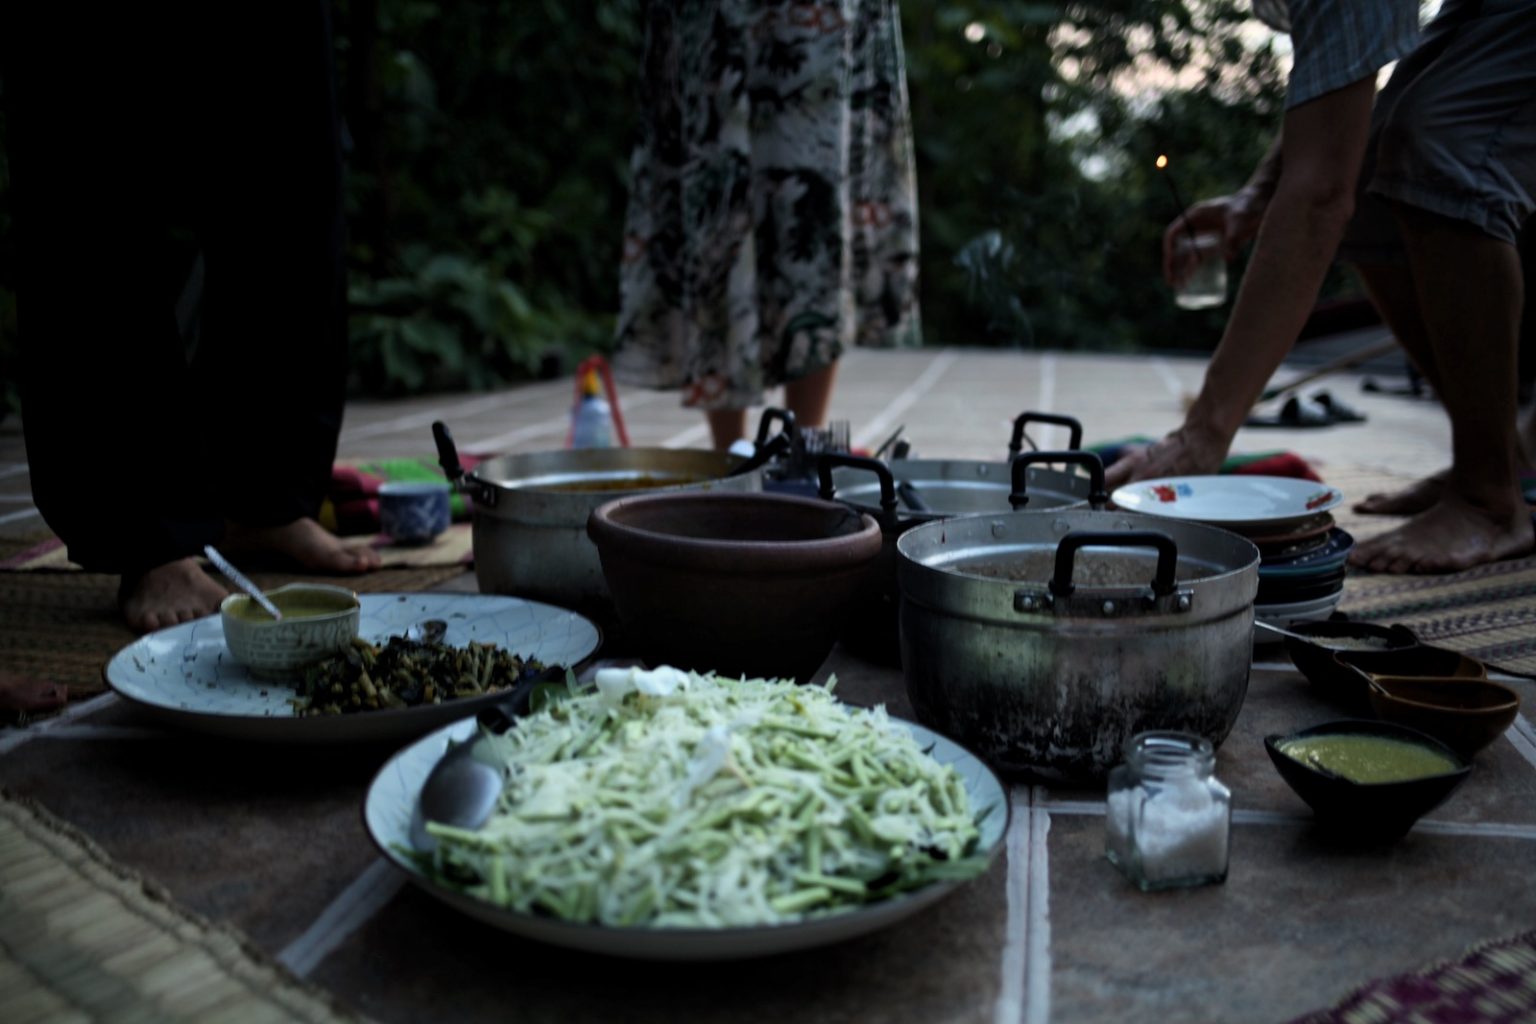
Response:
[1009,449,1108,510]
[1008,411,1084,458]
[816,452,900,515]
[755,406,800,449]
[432,421,497,508]
[727,431,791,477]
[1050,530,1179,599]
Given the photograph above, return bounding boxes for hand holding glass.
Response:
[1171,233,1227,310]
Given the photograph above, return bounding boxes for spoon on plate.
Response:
[410,734,504,852]
[203,545,282,620]
[409,662,577,852]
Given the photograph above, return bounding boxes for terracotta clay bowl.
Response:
[1367,675,1521,759]
[587,491,882,683]
[1264,719,1471,841]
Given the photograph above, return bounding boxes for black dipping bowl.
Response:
[1285,621,1419,709]
[1264,719,1471,841]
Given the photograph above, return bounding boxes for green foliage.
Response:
[903,0,1291,352]
[335,0,639,394]
[0,0,1355,409]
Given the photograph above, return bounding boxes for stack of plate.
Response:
[1110,475,1348,629]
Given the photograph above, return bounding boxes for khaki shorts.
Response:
[1340,0,1536,261]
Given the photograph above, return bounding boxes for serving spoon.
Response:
[1253,620,1315,643]
[409,663,572,852]
[203,545,282,620]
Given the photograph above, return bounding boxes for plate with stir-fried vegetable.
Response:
[363,667,1006,959]
[103,593,600,743]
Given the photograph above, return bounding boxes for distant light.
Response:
[986,41,1003,59]
[1156,155,1169,169]
[964,22,986,43]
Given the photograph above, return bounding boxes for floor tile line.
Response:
[1506,713,1536,772]
[1024,786,1053,1024]
[661,422,711,449]
[277,859,404,978]
[0,507,41,526]
[0,463,30,480]
[466,390,667,454]
[1034,354,1057,443]
[852,349,960,451]
[1044,799,1536,838]
[338,391,515,443]
[1151,356,1185,401]
[993,787,1032,1024]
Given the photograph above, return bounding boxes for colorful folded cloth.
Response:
[322,457,478,536]
[1089,438,1323,483]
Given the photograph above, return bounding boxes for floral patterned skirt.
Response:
[613,0,921,411]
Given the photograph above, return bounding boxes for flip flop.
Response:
[1244,395,1334,429]
[1310,390,1366,423]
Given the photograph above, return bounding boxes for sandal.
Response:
[1310,390,1366,423]
[1244,395,1334,429]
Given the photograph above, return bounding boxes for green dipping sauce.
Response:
[227,591,355,622]
[1280,734,1458,784]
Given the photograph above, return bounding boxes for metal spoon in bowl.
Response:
[1253,620,1315,644]
[203,545,282,620]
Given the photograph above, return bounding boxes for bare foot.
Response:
[226,517,382,574]
[0,672,68,716]
[1347,493,1535,574]
[1103,426,1228,492]
[120,558,231,633]
[1353,470,1448,516]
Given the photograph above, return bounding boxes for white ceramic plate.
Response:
[104,593,601,743]
[364,716,1007,960]
[1111,476,1343,532]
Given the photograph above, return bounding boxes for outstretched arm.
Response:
[1107,76,1377,489]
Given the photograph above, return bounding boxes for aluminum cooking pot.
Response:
[433,421,770,611]
[819,448,1109,664]
[896,508,1260,781]
[826,411,1095,517]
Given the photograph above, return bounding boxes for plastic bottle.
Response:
[569,367,614,449]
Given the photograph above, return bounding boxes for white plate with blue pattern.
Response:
[104,592,601,743]
[364,714,1006,960]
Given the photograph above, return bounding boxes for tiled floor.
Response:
[8,338,1533,1024]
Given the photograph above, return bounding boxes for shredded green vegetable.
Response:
[420,667,989,928]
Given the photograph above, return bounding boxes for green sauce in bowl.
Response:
[1279,734,1459,783]
[226,590,357,621]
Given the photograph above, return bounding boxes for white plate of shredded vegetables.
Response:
[363,667,1007,960]
[103,592,600,743]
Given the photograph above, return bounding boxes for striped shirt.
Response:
[1255,0,1422,108]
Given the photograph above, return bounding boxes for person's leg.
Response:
[1349,261,1458,515]
[1350,208,1533,572]
[193,4,377,573]
[3,4,231,631]
[783,362,839,431]
[1339,0,1536,555]
[705,409,749,452]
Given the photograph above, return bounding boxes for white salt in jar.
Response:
[1104,731,1230,891]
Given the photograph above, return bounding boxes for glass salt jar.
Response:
[1105,731,1231,891]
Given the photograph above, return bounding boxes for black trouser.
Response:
[1,3,348,575]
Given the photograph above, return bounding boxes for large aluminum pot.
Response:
[897,508,1260,782]
[828,411,1095,515]
[434,422,766,610]
[820,448,1108,664]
